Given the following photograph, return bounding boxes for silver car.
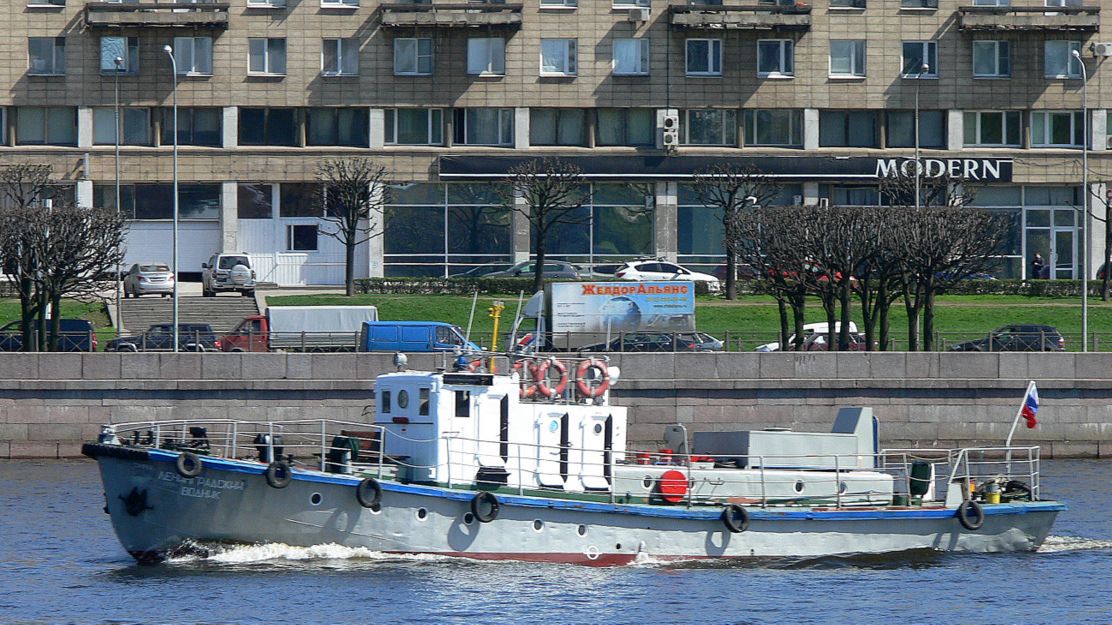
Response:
[122,263,175,298]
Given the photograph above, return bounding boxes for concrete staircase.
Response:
[117,294,259,335]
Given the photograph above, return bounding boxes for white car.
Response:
[614,260,721,293]
[755,322,859,352]
[201,253,256,297]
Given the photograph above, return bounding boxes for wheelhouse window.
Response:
[248,38,287,76]
[901,41,937,77]
[830,40,866,77]
[322,38,359,76]
[239,108,297,146]
[385,108,443,145]
[28,37,65,76]
[596,108,655,146]
[682,109,737,146]
[101,36,138,76]
[419,388,430,416]
[973,41,1010,78]
[173,37,213,75]
[455,390,470,418]
[612,39,649,76]
[530,108,587,146]
[757,39,793,77]
[963,110,1021,147]
[16,106,76,145]
[1044,41,1081,78]
[94,108,151,146]
[306,107,368,147]
[1031,111,1084,148]
[394,38,433,76]
[162,107,222,147]
[819,110,878,147]
[686,39,722,76]
[540,38,577,76]
[744,109,802,147]
[467,38,505,76]
[453,108,513,146]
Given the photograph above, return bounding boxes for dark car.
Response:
[107,323,221,352]
[0,319,97,352]
[450,263,514,278]
[948,324,1065,352]
[713,262,759,281]
[582,332,724,353]
[485,260,580,280]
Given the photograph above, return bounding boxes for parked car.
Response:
[450,263,514,278]
[713,262,759,281]
[582,332,724,353]
[201,253,256,297]
[582,264,623,279]
[615,259,721,293]
[108,323,221,352]
[948,324,1065,352]
[0,319,97,352]
[799,332,869,351]
[122,262,175,298]
[485,261,581,280]
[755,322,858,352]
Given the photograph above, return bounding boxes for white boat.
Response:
[84,356,1063,565]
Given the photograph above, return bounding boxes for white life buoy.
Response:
[533,359,569,398]
[575,358,611,398]
[512,361,539,399]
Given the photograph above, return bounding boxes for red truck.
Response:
[220,306,379,352]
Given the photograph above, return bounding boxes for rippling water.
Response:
[2,459,1110,624]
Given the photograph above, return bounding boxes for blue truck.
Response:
[358,321,480,353]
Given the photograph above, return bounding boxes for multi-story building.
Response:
[2,0,1107,284]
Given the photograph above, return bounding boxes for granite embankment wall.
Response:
[2,351,1111,459]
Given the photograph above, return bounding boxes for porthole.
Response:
[464,512,475,524]
[839,482,848,494]
[642,475,654,489]
[417,507,427,520]
[577,524,587,536]
[397,390,410,409]
[309,492,323,506]
[533,519,544,532]
[594,423,603,434]
[794,481,805,493]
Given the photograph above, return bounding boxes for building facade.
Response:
[2,0,1108,284]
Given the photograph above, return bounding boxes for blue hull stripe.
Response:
[148,450,1067,523]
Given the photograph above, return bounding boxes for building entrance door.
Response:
[1051,228,1076,279]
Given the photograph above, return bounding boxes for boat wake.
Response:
[165,542,456,566]
[1037,535,1112,553]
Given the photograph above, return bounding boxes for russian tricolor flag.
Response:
[1021,384,1039,429]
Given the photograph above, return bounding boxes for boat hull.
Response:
[89,447,1063,565]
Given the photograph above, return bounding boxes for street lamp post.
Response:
[114,57,123,334]
[915,63,928,211]
[164,45,180,352]
[1073,48,1088,352]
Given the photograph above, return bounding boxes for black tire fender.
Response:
[722,504,750,533]
[265,460,292,488]
[356,478,382,508]
[957,499,985,531]
[175,451,203,478]
[471,491,499,523]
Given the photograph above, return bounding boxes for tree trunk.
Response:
[791,295,806,350]
[1103,219,1111,301]
[823,297,837,352]
[837,281,852,350]
[48,293,62,351]
[532,236,546,295]
[922,289,936,351]
[903,283,920,352]
[777,298,789,349]
[345,229,356,297]
[725,254,737,300]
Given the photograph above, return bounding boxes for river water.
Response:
[2,459,1110,625]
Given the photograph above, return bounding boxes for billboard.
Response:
[548,282,696,337]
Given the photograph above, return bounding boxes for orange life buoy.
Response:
[575,358,611,398]
[467,359,484,373]
[512,360,539,399]
[533,359,569,398]
[657,469,689,504]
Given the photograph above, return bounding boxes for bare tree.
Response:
[504,157,591,294]
[691,164,779,300]
[316,158,390,296]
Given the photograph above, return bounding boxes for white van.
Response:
[754,322,859,352]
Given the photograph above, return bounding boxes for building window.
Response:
[830,40,866,77]
[682,110,737,146]
[239,108,297,146]
[1032,111,1084,148]
[28,37,65,76]
[322,38,358,76]
[96,184,220,220]
[385,109,444,145]
[614,0,649,6]
[541,0,576,6]
[173,37,213,75]
[596,108,654,146]
[467,38,505,76]
[971,0,1007,5]
[306,108,368,147]
[280,183,323,218]
[686,39,722,76]
[453,108,513,146]
[394,38,432,76]
[248,38,287,75]
[612,39,649,76]
[757,39,793,77]
[30,0,65,5]
[963,111,1022,147]
[901,0,936,7]
[238,183,274,219]
[94,108,151,146]
[321,0,357,6]
[744,109,802,147]
[830,0,865,7]
[530,108,587,146]
[162,107,222,147]
[973,41,1010,78]
[886,110,945,148]
[101,36,138,76]
[540,39,577,76]
[819,110,878,147]
[901,41,937,77]
[16,106,76,145]
[247,0,285,6]
[1045,41,1081,78]
[287,224,318,251]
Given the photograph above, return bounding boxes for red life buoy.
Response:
[467,359,483,373]
[575,359,611,398]
[533,359,569,398]
[512,360,539,399]
[657,469,689,504]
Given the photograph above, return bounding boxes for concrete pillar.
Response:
[223,106,237,148]
[75,180,93,208]
[512,192,530,263]
[1092,109,1106,152]
[655,181,677,261]
[947,110,963,151]
[514,107,529,149]
[368,181,386,277]
[803,108,819,151]
[802,181,820,205]
[221,181,237,252]
[77,107,93,148]
[369,108,385,149]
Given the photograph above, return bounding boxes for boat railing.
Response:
[880,446,1042,502]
